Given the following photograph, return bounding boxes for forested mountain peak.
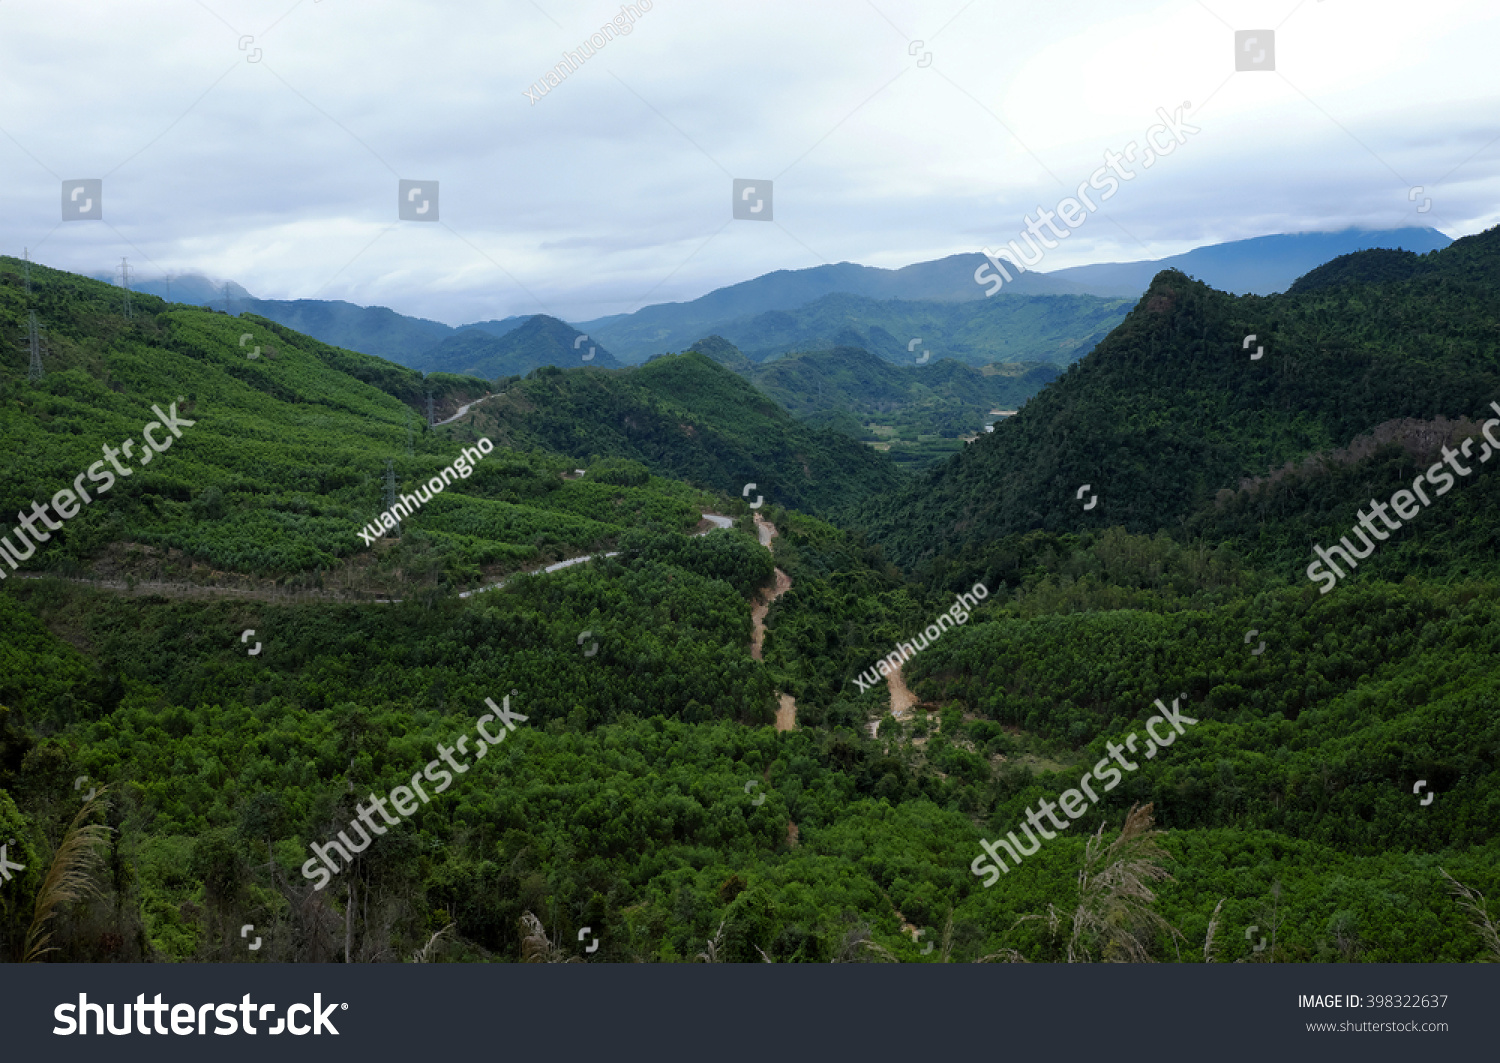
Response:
[686,335,755,374]
[418,313,621,378]
[450,348,904,517]
[854,229,1500,568]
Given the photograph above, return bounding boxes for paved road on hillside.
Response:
[433,392,500,426]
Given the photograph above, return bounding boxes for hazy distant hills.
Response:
[1049,226,1452,298]
[99,272,529,366]
[689,336,1055,424]
[578,227,1451,362]
[102,226,1450,374]
[701,291,1133,368]
[416,315,622,378]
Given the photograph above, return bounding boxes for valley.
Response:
[1,229,1497,967]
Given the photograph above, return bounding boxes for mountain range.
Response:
[103,226,1451,372]
[861,225,1500,571]
[8,222,1499,967]
[574,227,1451,362]
[415,315,622,378]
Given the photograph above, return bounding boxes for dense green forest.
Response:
[687,337,1055,471]
[649,290,1133,368]
[858,228,1500,569]
[416,315,624,379]
[465,349,904,519]
[743,345,1055,469]
[0,246,1496,964]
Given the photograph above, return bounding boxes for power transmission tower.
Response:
[427,392,435,427]
[117,258,133,319]
[23,311,46,382]
[22,248,30,295]
[223,283,233,316]
[383,460,400,537]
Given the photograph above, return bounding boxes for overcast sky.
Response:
[3,0,1498,325]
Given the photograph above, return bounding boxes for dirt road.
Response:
[775,693,797,732]
[749,515,796,730]
[866,661,921,739]
[754,513,776,548]
[750,567,792,661]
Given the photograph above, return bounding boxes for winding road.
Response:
[17,510,803,731]
[386,512,735,604]
[433,392,501,426]
[748,514,797,731]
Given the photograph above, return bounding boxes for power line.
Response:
[117,258,133,319]
[22,311,47,383]
[383,459,401,538]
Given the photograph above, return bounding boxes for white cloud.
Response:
[1,0,1496,326]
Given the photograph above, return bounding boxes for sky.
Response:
[2,0,1498,326]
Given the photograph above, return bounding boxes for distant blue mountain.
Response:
[578,228,1452,362]
[1045,227,1453,297]
[96,272,529,366]
[117,227,1450,369]
[417,316,621,379]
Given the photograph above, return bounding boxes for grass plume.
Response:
[24,788,112,963]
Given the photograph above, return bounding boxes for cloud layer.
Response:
[3,0,1497,325]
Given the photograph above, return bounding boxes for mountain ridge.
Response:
[93,226,1451,370]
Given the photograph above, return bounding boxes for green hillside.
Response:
[857,228,1500,569]
[457,350,905,519]
[0,260,714,598]
[416,315,622,378]
[0,252,1496,967]
[713,291,1133,367]
[740,344,1057,470]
